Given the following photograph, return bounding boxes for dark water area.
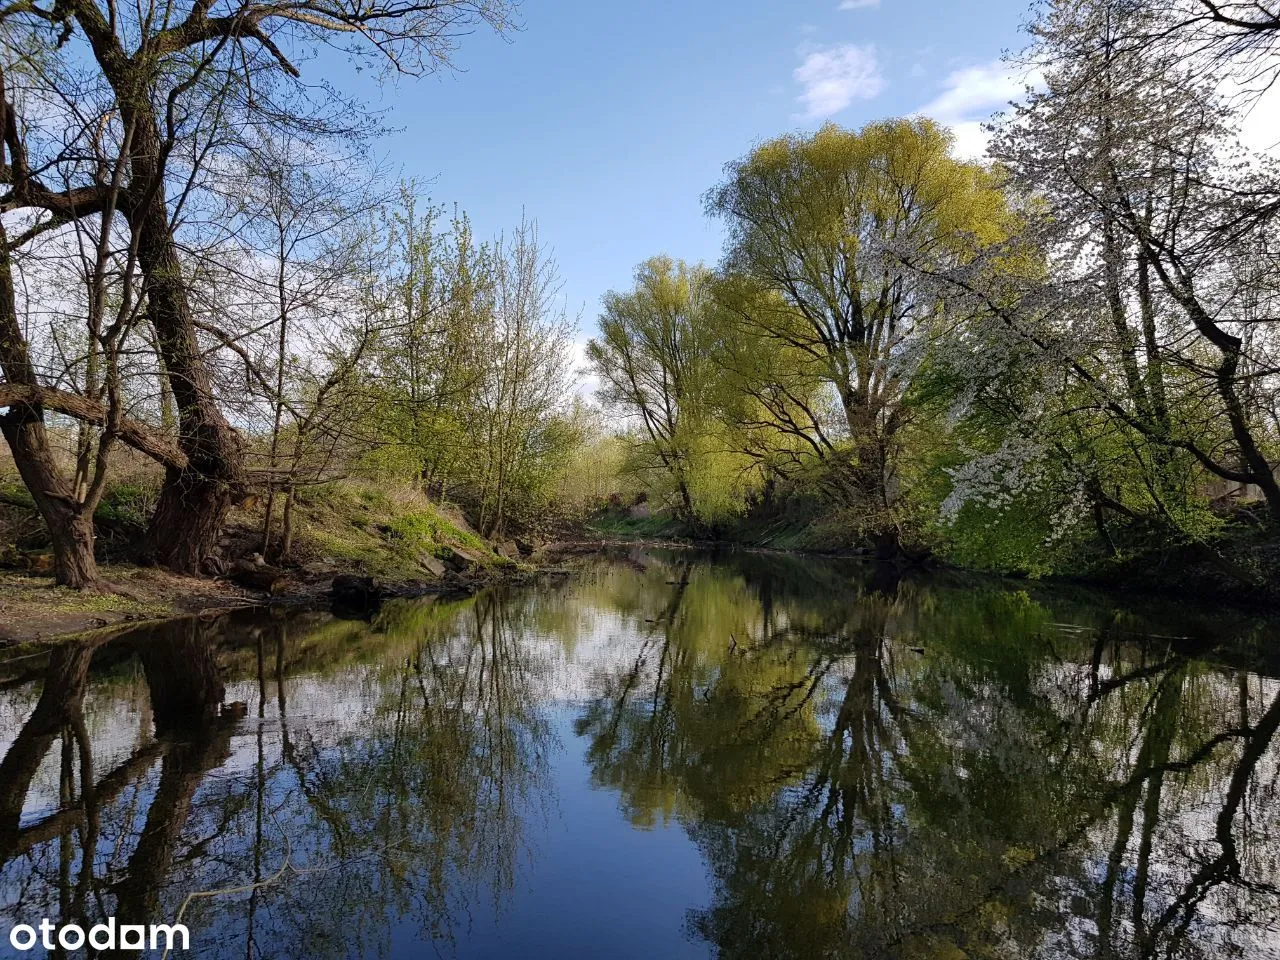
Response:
[1,549,1279,959]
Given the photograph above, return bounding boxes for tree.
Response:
[588,257,725,523]
[469,218,577,536]
[365,188,495,497]
[706,119,1016,550]
[916,0,1280,572]
[2,0,514,574]
[199,133,381,559]
[0,52,176,587]
[1136,1,1280,86]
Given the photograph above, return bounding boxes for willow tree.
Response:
[706,120,1016,549]
[588,257,726,523]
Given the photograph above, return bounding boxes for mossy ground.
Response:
[278,481,509,579]
[0,566,249,645]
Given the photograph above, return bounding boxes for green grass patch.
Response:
[0,571,169,618]
[588,510,692,540]
[287,481,506,578]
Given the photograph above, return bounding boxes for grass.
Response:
[0,470,520,643]
[0,571,164,616]
[588,509,693,540]
[284,480,508,579]
[0,463,512,582]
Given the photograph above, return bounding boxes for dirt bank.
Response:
[0,567,259,645]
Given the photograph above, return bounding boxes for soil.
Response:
[0,544,585,647]
[0,566,260,646]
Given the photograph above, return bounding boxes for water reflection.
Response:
[0,550,1277,959]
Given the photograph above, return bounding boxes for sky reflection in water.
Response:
[1,549,1279,959]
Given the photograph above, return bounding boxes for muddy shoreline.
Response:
[0,548,588,648]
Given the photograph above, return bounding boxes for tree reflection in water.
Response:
[572,553,1280,960]
[0,552,1276,960]
[0,597,552,958]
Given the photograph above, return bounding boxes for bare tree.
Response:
[1,0,515,574]
[0,53,174,587]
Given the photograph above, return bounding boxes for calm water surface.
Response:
[1,549,1279,959]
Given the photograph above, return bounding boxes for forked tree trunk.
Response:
[837,384,899,550]
[126,117,245,574]
[70,15,244,574]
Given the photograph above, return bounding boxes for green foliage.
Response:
[290,480,504,578]
[702,118,1021,546]
[556,429,641,510]
[353,188,579,536]
[588,508,691,541]
[93,480,160,531]
[589,257,761,526]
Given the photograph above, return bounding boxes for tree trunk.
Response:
[678,477,695,525]
[67,8,246,575]
[261,487,278,559]
[47,507,100,589]
[1216,348,1280,523]
[0,223,103,589]
[127,127,245,573]
[837,382,895,542]
[280,485,297,561]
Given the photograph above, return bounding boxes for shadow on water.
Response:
[0,550,1278,959]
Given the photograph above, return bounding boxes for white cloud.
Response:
[918,59,1279,162]
[921,61,1026,125]
[838,0,880,9]
[917,60,1036,160]
[945,121,992,161]
[794,44,885,120]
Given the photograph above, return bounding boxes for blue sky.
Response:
[320,0,1035,341]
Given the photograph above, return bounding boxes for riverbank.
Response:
[0,550,581,647]
[6,496,1275,646]
[587,508,1280,611]
[0,566,258,645]
[0,478,580,646]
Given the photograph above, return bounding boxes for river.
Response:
[1,548,1278,958]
